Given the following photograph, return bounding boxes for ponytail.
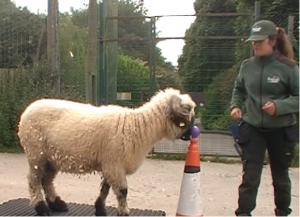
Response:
[270,27,294,61]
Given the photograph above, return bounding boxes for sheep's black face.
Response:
[169,93,196,140]
[179,114,195,141]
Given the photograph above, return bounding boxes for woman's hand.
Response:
[262,101,276,115]
[230,107,242,121]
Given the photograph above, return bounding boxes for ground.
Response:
[0,153,298,216]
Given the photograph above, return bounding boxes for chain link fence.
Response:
[150,13,253,156]
[0,0,88,149]
[0,0,299,157]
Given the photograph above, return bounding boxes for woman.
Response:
[230,19,299,216]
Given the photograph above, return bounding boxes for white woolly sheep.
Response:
[17,88,196,216]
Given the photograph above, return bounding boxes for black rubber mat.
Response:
[0,198,166,216]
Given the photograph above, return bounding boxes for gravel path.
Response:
[0,153,298,216]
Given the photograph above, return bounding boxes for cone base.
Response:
[175,173,203,216]
[175,214,203,217]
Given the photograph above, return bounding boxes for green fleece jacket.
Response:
[230,50,299,129]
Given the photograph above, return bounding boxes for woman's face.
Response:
[252,37,275,56]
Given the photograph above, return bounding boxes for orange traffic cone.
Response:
[175,137,203,216]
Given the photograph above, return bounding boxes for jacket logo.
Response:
[267,76,280,83]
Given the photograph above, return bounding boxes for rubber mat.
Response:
[0,198,166,216]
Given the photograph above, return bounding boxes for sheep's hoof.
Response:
[95,209,107,216]
[94,198,107,216]
[35,201,51,216]
[46,196,69,212]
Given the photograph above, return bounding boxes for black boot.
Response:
[275,208,292,216]
[237,213,249,217]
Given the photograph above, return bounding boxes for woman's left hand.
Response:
[262,101,276,115]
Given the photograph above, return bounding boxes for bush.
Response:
[0,65,52,149]
[291,143,299,167]
[200,63,240,130]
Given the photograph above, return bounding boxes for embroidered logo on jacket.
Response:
[267,76,280,83]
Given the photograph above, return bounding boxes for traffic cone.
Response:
[175,137,203,216]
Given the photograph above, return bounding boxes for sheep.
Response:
[17,87,196,216]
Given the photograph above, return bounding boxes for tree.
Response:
[0,0,18,13]
[0,4,44,68]
[199,0,299,130]
[117,54,149,91]
[199,63,240,130]
[58,13,88,100]
[68,0,180,92]
[177,0,237,92]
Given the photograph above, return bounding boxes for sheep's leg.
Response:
[27,164,51,216]
[114,186,129,216]
[42,163,68,212]
[95,178,110,216]
[111,178,129,216]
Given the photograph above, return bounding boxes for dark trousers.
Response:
[235,122,296,216]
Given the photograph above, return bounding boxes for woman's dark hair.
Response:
[269,27,294,60]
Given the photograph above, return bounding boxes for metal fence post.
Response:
[254,1,261,22]
[149,17,156,96]
[250,1,261,56]
[287,15,299,56]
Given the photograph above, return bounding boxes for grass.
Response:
[0,144,298,167]
[148,144,299,168]
[0,144,23,154]
[291,143,299,167]
[147,153,242,164]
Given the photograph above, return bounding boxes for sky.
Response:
[12,0,196,66]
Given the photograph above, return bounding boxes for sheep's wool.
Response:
[18,88,196,177]
[19,89,195,177]
[18,88,196,214]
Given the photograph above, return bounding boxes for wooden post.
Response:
[85,0,98,104]
[47,0,60,95]
[106,0,118,104]
[98,0,107,105]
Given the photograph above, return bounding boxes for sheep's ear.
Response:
[169,95,191,128]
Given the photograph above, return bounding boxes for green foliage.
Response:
[0,5,44,68]
[0,0,19,13]
[58,13,87,101]
[0,0,158,148]
[117,54,182,107]
[291,144,299,168]
[155,66,183,90]
[117,54,149,92]
[177,0,238,92]
[0,0,298,153]
[0,66,52,148]
[199,63,240,130]
[197,0,300,130]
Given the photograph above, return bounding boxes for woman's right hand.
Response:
[230,107,242,121]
